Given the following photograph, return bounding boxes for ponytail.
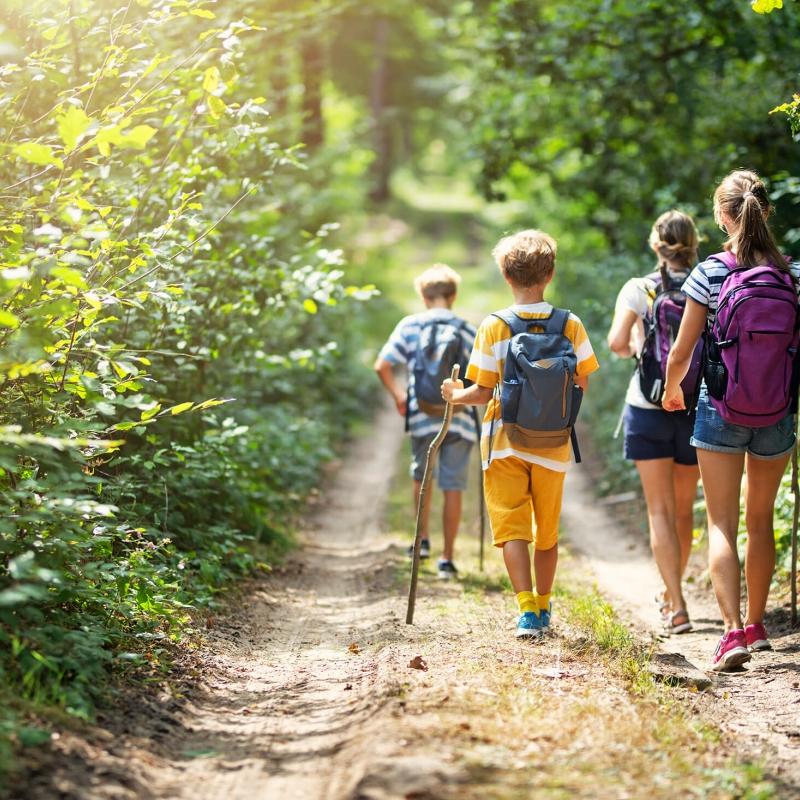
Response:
[714,170,793,281]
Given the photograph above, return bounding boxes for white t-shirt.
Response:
[613,270,690,410]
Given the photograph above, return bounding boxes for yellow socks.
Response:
[535,592,552,611]
[516,591,538,614]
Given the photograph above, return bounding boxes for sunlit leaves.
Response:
[13,143,63,169]
[207,95,227,120]
[91,124,157,155]
[202,66,220,92]
[56,106,93,152]
[751,0,782,12]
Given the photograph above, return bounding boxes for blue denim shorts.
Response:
[410,432,473,490]
[692,387,796,460]
[623,404,698,466]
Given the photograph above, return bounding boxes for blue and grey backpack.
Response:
[491,308,583,462]
[410,312,471,419]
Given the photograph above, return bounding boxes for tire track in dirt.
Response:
[561,462,800,791]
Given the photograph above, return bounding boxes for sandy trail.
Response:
[142,400,410,800]
[561,463,800,787]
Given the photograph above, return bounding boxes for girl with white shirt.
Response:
[607,211,701,635]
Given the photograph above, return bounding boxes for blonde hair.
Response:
[714,169,788,274]
[492,229,557,288]
[648,210,698,270]
[414,263,461,301]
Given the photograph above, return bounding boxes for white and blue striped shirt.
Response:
[682,255,800,325]
[378,309,479,442]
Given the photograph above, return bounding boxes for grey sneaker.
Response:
[437,559,458,579]
[406,538,430,559]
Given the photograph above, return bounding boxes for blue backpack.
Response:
[491,308,583,462]
[410,312,471,419]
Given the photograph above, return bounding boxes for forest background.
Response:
[1,0,800,776]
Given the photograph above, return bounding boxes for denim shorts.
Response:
[692,387,796,460]
[623,404,698,466]
[410,432,473,491]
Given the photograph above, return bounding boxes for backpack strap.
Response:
[706,251,738,269]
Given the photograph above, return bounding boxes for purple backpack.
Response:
[705,251,799,427]
[638,270,704,407]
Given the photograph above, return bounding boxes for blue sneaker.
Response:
[515,611,541,639]
[539,602,552,636]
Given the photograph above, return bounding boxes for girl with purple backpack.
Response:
[664,170,800,671]
[608,211,702,636]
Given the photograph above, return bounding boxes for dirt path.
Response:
[561,464,800,789]
[133,401,413,799]
[15,399,800,799]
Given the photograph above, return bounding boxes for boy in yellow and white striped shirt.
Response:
[442,230,599,639]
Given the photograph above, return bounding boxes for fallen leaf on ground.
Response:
[408,656,428,671]
[349,643,360,654]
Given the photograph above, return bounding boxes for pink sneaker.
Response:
[711,629,751,672]
[745,622,772,652]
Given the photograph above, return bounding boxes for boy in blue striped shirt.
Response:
[374,264,478,578]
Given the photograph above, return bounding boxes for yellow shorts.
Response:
[484,457,565,550]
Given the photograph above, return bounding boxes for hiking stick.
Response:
[792,417,799,626]
[406,364,460,625]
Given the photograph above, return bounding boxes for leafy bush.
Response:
[0,0,377,759]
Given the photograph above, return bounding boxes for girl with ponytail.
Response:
[608,211,701,636]
[664,170,800,671]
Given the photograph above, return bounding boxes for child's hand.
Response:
[662,383,685,412]
[441,378,464,404]
[394,393,408,417]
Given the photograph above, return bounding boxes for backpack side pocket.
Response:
[704,337,727,401]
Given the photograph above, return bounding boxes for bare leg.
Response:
[674,463,700,577]
[743,453,790,625]
[697,449,746,632]
[635,459,686,614]
[533,543,558,596]
[442,490,462,561]
[502,539,533,593]
[413,479,432,540]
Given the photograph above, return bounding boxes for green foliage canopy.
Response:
[0,0,374,728]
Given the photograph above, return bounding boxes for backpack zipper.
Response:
[718,294,798,340]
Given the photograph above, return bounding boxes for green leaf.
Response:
[93,124,157,153]
[49,266,88,289]
[193,397,235,410]
[207,96,227,120]
[57,106,93,151]
[190,8,216,18]
[752,0,782,12]
[168,401,194,416]
[202,66,220,93]
[303,299,318,314]
[141,404,161,420]
[0,310,20,328]
[13,143,64,169]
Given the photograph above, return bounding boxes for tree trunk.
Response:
[300,38,325,150]
[369,16,391,204]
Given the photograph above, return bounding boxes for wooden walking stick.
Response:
[792,418,799,626]
[406,364,460,625]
